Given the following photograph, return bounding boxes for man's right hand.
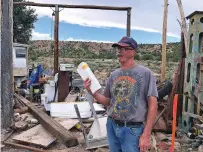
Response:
[84,78,92,94]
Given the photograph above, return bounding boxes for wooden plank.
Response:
[14,94,78,148]
[54,118,79,130]
[4,141,46,152]
[13,124,56,148]
[12,118,79,148]
[64,92,77,103]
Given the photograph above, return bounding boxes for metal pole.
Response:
[127,8,131,37]
[161,0,168,82]
[1,0,14,129]
[74,104,88,144]
[85,91,98,120]
[54,5,59,75]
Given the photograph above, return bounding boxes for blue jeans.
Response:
[106,117,144,152]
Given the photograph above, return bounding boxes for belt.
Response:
[108,116,143,127]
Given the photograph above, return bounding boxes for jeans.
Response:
[106,117,144,152]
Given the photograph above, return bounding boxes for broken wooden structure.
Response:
[13,2,132,75]
[14,94,79,148]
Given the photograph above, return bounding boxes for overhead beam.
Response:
[13,2,131,11]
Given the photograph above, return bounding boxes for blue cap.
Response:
[112,36,138,51]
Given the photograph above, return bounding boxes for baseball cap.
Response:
[112,36,139,51]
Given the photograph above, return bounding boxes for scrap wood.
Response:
[4,141,47,152]
[183,112,203,121]
[64,92,78,102]
[2,130,14,143]
[12,124,56,148]
[151,133,158,152]
[12,118,79,148]
[14,93,79,148]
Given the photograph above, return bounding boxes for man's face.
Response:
[115,46,135,63]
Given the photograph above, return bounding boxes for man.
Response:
[84,36,158,152]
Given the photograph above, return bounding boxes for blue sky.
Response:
[34,17,180,44]
[31,0,202,44]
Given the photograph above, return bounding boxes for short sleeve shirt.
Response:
[104,64,158,122]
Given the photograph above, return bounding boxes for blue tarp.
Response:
[27,64,43,89]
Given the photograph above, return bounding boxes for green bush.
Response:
[142,54,154,60]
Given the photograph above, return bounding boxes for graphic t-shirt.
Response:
[104,64,158,122]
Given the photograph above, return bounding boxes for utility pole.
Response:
[127,8,131,37]
[1,0,14,129]
[176,0,188,56]
[161,0,169,82]
[54,5,59,75]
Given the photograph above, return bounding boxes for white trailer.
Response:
[13,43,29,87]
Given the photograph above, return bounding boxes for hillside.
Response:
[29,40,181,62]
[28,40,181,80]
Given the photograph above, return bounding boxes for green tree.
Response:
[13,0,38,44]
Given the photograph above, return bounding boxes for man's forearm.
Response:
[143,96,158,136]
[91,92,110,106]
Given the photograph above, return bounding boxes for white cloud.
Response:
[29,0,202,39]
[66,37,114,43]
[31,30,51,40]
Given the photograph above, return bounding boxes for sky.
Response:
[29,0,203,44]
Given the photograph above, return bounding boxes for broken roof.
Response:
[186,11,203,19]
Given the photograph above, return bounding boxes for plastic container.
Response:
[77,62,101,94]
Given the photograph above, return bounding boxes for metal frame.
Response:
[13,2,132,75]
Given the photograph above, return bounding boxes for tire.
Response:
[158,80,173,99]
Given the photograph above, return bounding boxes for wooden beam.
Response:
[176,0,188,56]
[14,94,78,148]
[4,141,46,152]
[1,0,14,129]
[126,9,131,37]
[13,2,131,11]
[161,0,168,82]
[54,5,59,75]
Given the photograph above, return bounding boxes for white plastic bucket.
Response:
[77,62,101,94]
[41,93,47,105]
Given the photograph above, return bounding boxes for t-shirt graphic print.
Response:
[110,70,141,121]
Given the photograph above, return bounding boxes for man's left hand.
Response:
[139,133,151,152]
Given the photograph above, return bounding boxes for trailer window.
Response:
[15,47,26,58]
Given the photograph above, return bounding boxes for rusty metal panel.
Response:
[58,71,71,102]
[182,11,203,132]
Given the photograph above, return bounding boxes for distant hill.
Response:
[28,40,181,62]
